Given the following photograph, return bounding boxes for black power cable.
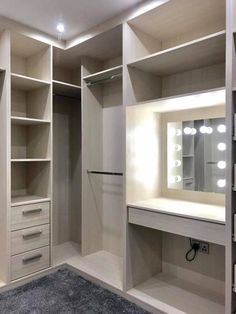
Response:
[185,238,200,262]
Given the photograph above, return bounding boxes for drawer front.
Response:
[11,202,50,231]
[11,224,50,256]
[128,207,225,246]
[11,246,50,281]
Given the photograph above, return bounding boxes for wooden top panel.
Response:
[53,25,122,69]
[129,0,225,41]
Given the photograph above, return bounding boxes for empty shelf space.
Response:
[11,116,50,125]
[0,67,5,72]
[84,65,122,85]
[53,80,81,98]
[130,87,225,112]
[53,242,122,290]
[128,273,224,314]
[11,73,50,91]
[128,31,225,76]
[11,194,50,206]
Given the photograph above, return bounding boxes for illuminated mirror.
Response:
[167,118,226,193]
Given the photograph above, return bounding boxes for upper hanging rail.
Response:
[87,170,123,176]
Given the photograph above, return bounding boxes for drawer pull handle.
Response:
[22,253,42,263]
[22,231,42,239]
[22,208,42,215]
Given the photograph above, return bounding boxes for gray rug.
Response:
[0,268,149,313]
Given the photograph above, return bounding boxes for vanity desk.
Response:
[128,198,225,246]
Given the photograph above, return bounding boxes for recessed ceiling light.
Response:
[57,23,65,33]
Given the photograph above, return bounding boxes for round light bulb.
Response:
[169,175,182,183]
[217,161,226,169]
[57,23,65,33]
[217,124,226,133]
[217,179,226,188]
[172,144,181,151]
[184,127,192,135]
[199,126,207,134]
[191,128,197,135]
[175,160,181,167]
[217,143,226,151]
[206,127,213,134]
[176,175,182,182]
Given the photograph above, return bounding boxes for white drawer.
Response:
[11,202,50,231]
[128,207,225,246]
[11,246,50,281]
[11,224,50,256]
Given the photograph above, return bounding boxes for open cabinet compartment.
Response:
[81,48,123,288]
[11,84,51,121]
[11,32,51,82]
[126,224,225,314]
[11,123,51,159]
[126,88,226,227]
[124,0,225,104]
[126,0,225,62]
[11,161,51,205]
[53,46,81,86]
[52,94,81,257]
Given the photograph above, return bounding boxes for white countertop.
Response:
[128,198,225,224]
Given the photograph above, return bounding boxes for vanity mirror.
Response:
[167,117,226,193]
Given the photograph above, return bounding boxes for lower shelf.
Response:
[128,273,224,314]
[11,194,50,206]
[53,242,122,290]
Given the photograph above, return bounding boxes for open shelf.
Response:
[11,194,50,207]
[127,0,225,62]
[53,80,81,98]
[11,161,51,202]
[128,31,225,76]
[84,65,122,85]
[11,123,51,160]
[128,273,224,314]
[126,225,225,314]
[53,242,122,290]
[11,116,50,125]
[11,32,51,82]
[11,73,50,91]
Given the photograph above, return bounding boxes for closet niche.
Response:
[52,94,81,252]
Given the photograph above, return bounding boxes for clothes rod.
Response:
[87,170,123,176]
[86,73,122,87]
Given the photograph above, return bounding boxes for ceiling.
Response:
[0,0,144,40]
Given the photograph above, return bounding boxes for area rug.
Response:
[0,268,149,313]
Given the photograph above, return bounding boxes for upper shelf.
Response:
[11,116,51,125]
[128,31,225,76]
[53,80,81,98]
[11,73,50,91]
[84,65,122,86]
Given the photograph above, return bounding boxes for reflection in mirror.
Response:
[167,118,226,193]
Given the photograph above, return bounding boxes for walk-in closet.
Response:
[0,0,236,313]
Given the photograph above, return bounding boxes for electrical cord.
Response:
[185,238,200,262]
